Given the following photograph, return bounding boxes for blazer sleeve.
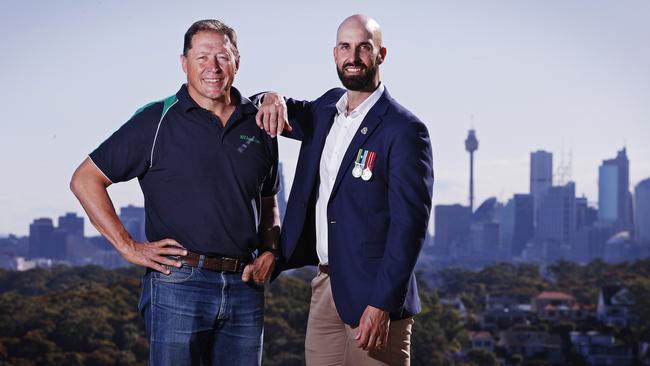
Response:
[248,92,314,141]
[368,121,434,314]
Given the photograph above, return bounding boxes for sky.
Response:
[1,0,649,236]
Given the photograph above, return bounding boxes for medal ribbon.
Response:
[355,149,364,164]
[364,151,376,171]
[360,150,369,167]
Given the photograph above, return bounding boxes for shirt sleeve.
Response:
[261,134,280,197]
[88,103,162,183]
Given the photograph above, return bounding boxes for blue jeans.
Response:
[139,265,264,366]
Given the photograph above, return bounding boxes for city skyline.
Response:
[1,1,649,236]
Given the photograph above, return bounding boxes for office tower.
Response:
[636,178,650,244]
[598,148,631,231]
[536,182,576,260]
[57,212,84,237]
[575,197,597,230]
[500,194,534,258]
[28,218,66,259]
[277,162,288,220]
[434,204,471,257]
[119,205,146,242]
[470,197,501,261]
[530,150,553,222]
[465,129,479,213]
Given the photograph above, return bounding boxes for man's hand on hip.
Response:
[242,251,276,285]
[119,238,187,274]
[355,305,390,351]
[255,92,292,138]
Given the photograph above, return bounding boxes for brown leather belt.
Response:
[178,252,248,273]
[318,263,329,275]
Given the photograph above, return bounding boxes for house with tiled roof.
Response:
[467,331,494,352]
[531,291,588,322]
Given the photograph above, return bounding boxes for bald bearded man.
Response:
[258,14,434,365]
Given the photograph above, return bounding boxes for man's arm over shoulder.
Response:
[254,88,345,140]
[368,118,434,313]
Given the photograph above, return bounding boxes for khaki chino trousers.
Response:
[305,270,413,366]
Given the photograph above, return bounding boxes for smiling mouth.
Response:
[345,66,364,73]
[203,78,224,84]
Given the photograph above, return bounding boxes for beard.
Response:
[336,62,378,91]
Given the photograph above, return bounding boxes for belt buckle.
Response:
[221,257,239,272]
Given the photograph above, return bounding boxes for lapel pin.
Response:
[360,126,368,135]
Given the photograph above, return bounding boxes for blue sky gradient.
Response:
[1,0,649,235]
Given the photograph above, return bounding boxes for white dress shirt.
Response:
[315,83,385,264]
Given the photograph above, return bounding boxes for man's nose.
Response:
[207,57,222,72]
[352,47,363,62]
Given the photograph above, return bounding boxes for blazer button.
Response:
[330,220,337,224]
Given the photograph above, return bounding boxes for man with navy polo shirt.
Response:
[70,20,280,365]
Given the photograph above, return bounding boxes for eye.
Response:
[197,56,207,62]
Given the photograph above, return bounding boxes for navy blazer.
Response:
[278,87,434,327]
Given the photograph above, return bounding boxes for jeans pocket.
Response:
[152,266,195,283]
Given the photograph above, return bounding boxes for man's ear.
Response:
[181,54,188,74]
[377,47,387,65]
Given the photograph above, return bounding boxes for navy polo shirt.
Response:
[89,85,279,257]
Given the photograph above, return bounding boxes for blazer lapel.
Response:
[303,101,338,201]
[329,91,391,200]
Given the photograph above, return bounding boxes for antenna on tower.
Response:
[554,146,573,185]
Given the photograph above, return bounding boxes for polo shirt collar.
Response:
[176,84,257,115]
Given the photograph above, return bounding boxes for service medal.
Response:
[352,164,363,178]
[361,168,372,181]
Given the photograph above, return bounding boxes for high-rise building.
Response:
[500,194,534,258]
[635,178,650,244]
[536,182,576,261]
[530,150,553,222]
[434,204,471,257]
[119,205,146,242]
[598,148,632,231]
[575,197,597,230]
[28,218,66,259]
[58,212,84,237]
[276,162,288,221]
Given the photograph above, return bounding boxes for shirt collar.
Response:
[176,84,256,115]
[335,83,385,118]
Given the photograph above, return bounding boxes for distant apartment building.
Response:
[500,194,534,258]
[434,204,471,257]
[598,148,633,231]
[28,218,66,260]
[119,205,146,242]
[635,178,650,244]
[535,182,577,261]
[530,150,553,223]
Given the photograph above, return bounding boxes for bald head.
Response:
[333,14,386,92]
[336,14,382,48]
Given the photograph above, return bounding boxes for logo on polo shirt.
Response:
[239,135,261,144]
